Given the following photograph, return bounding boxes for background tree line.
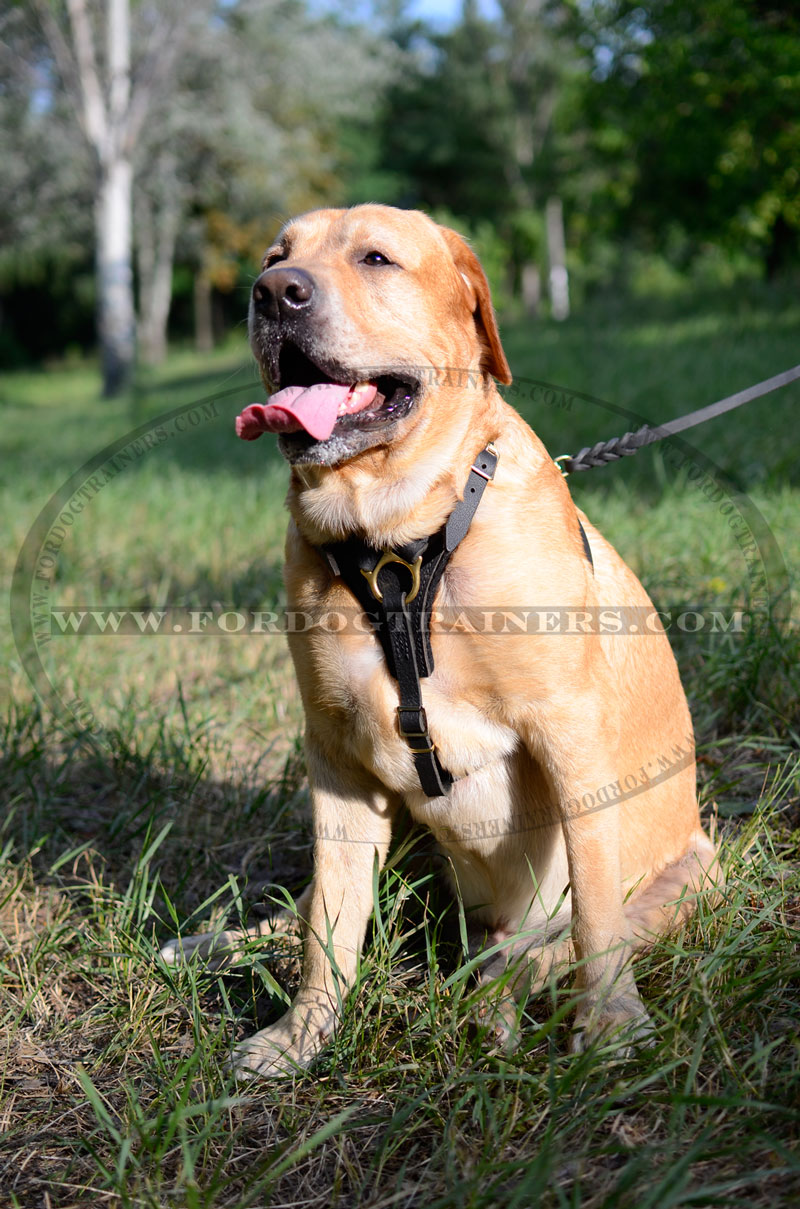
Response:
[1,0,798,395]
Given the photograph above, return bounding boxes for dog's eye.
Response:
[264,249,287,268]
[361,251,394,267]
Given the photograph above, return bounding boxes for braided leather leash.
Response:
[555,363,800,475]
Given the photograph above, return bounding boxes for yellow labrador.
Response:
[161,204,720,1075]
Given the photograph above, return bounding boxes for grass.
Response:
[1,286,799,1207]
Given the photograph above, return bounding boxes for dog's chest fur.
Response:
[304,621,520,797]
[302,619,569,926]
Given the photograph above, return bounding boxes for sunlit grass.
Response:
[1,292,798,1206]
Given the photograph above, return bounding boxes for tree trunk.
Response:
[96,154,136,395]
[521,262,541,316]
[194,269,214,352]
[765,214,797,280]
[136,181,179,365]
[39,0,199,393]
[143,233,175,365]
[546,196,569,321]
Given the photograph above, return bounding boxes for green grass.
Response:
[1,290,799,1207]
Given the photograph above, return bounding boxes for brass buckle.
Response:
[554,454,571,478]
[397,705,428,737]
[397,707,435,752]
[361,550,423,604]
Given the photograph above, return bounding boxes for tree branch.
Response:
[64,0,109,157]
[125,32,179,153]
[124,2,212,153]
[29,0,84,122]
[107,0,130,142]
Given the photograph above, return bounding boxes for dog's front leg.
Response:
[232,754,396,1078]
[529,694,653,1052]
[559,802,653,1052]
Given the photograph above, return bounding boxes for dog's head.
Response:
[243,205,511,467]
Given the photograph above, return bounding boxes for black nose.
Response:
[252,267,315,319]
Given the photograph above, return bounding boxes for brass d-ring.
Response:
[361,550,423,603]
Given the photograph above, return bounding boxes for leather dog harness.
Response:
[319,444,593,798]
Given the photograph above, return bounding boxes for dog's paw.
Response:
[570,992,655,1056]
[159,910,302,972]
[230,1011,333,1080]
[471,995,520,1054]
[159,930,246,971]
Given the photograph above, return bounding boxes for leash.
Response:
[317,364,798,796]
[554,363,800,475]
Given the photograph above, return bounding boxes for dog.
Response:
[161,204,720,1076]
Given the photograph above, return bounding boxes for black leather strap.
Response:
[445,445,498,550]
[321,444,499,796]
[577,518,594,570]
[319,443,595,796]
[378,560,455,796]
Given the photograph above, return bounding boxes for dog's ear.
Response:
[438,226,512,385]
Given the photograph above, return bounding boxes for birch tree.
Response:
[30,0,210,396]
[0,11,90,316]
[6,1,394,371]
[132,0,394,361]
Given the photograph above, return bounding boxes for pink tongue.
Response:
[236,382,376,442]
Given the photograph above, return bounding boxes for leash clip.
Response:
[362,550,423,604]
[554,454,572,477]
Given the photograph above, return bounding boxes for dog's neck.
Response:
[286,384,504,550]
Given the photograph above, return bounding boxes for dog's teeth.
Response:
[339,381,372,415]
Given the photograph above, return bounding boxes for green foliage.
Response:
[3,0,800,362]
[374,8,516,220]
[361,1,581,296]
[582,0,800,273]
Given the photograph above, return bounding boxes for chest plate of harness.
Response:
[318,444,592,798]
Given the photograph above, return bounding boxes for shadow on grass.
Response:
[133,357,257,402]
[0,703,310,917]
[131,557,286,611]
[0,699,457,952]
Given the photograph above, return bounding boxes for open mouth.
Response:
[237,341,419,445]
